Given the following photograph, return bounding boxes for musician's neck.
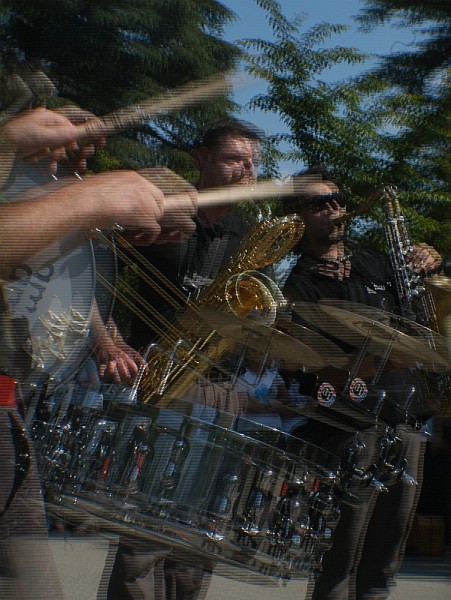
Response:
[301,240,341,260]
[197,181,231,225]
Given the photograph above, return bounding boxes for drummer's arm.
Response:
[0,109,194,275]
[0,169,199,279]
[0,186,91,277]
[0,170,162,278]
[0,106,104,274]
[89,304,145,384]
[0,110,81,275]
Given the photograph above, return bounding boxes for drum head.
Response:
[4,230,96,397]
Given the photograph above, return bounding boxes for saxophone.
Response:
[382,185,428,321]
[382,184,451,414]
[334,183,440,329]
[138,215,305,406]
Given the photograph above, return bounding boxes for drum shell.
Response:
[34,397,340,579]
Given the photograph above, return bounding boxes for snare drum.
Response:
[38,399,341,580]
[31,382,120,492]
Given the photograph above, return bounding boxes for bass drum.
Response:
[38,399,341,581]
[1,160,116,402]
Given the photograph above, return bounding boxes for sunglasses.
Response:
[302,192,342,213]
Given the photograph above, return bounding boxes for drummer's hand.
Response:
[79,171,165,244]
[123,189,198,245]
[95,335,145,384]
[116,167,197,244]
[2,107,79,157]
[154,190,198,243]
[410,243,443,274]
[52,105,106,174]
[2,106,106,175]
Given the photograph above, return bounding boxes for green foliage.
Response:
[356,0,451,255]
[240,3,384,183]
[0,0,241,173]
[241,0,451,257]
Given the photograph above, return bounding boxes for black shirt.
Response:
[284,251,398,312]
[126,209,251,350]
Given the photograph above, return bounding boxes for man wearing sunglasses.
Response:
[280,171,442,600]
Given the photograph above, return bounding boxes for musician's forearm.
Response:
[0,186,99,275]
[0,169,197,277]
[89,301,115,345]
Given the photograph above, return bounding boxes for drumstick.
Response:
[140,167,324,208]
[82,73,234,138]
[197,177,322,207]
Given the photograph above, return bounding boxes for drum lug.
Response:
[377,428,416,485]
[120,424,153,492]
[160,438,189,491]
[213,473,239,517]
[369,477,389,493]
[241,468,275,535]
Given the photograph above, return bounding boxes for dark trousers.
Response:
[306,426,425,600]
[0,407,66,599]
[104,541,213,600]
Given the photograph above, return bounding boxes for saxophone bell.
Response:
[225,270,285,327]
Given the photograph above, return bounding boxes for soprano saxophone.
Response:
[382,185,439,325]
[382,184,451,414]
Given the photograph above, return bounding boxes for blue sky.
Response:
[220,0,417,174]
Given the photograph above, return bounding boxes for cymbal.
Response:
[291,301,361,346]
[318,299,392,327]
[318,298,449,351]
[275,319,349,368]
[322,303,450,371]
[197,309,325,369]
[291,301,450,372]
[425,274,451,292]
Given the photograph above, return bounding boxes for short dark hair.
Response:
[195,118,264,150]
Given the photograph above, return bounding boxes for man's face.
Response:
[295,182,344,245]
[197,134,257,189]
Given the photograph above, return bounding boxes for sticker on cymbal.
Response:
[317,382,336,407]
[349,378,368,402]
